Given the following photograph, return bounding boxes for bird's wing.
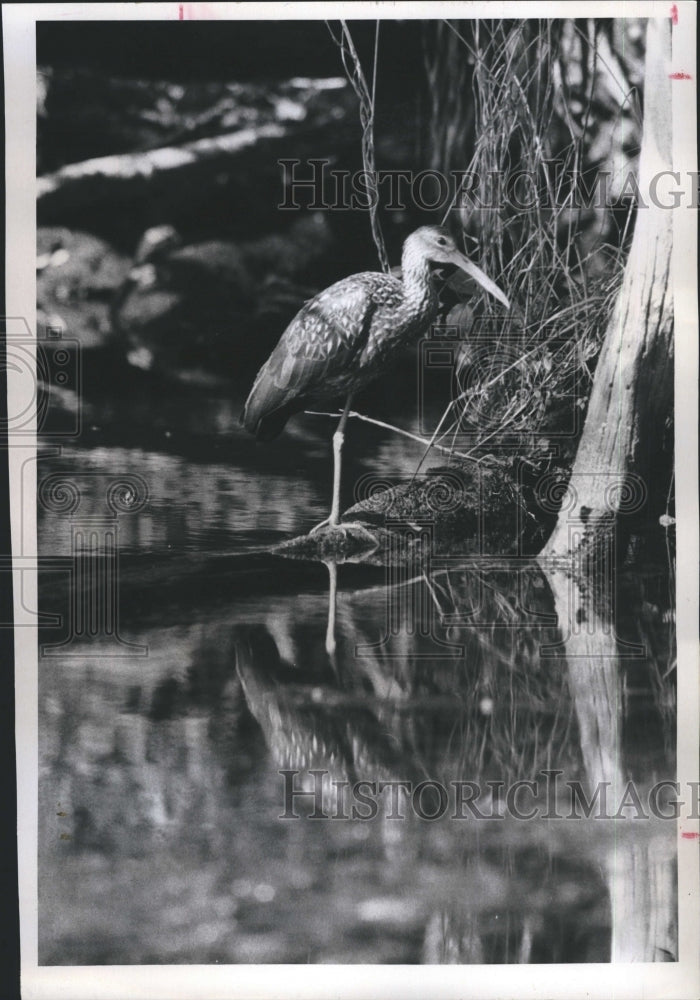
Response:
[243,276,382,436]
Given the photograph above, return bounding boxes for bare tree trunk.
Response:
[542,18,673,561]
[36,113,349,221]
[535,18,677,963]
[543,566,677,961]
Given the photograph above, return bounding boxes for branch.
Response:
[326,20,389,273]
[38,123,288,203]
[304,409,482,463]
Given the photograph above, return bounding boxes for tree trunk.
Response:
[543,565,677,961]
[542,18,673,561]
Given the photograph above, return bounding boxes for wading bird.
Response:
[243,225,509,531]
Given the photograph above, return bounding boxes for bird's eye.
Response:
[436,236,447,246]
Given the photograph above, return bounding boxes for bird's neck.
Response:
[401,252,437,315]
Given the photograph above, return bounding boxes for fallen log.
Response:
[37,113,360,225]
[37,123,287,215]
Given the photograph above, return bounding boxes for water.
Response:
[37,379,677,965]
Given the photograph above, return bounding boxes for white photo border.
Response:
[5,3,698,998]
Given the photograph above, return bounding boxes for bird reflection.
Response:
[229,554,677,963]
[324,559,338,660]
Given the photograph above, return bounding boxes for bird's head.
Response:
[404,226,510,309]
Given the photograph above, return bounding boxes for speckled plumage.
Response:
[243,226,506,440]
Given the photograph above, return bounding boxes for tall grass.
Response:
[323,18,646,484]
[422,19,641,468]
[326,20,389,274]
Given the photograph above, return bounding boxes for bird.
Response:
[242,225,509,532]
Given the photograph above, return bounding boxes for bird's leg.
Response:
[309,396,378,551]
[311,393,353,533]
[324,559,338,657]
[329,394,353,526]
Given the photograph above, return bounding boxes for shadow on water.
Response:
[38,486,677,962]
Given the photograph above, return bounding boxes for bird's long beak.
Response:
[449,251,510,309]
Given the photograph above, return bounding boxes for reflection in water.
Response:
[39,524,677,963]
[546,567,677,962]
[325,560,338,658]
[36,384,676,964]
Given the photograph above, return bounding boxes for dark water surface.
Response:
[37,383,677,965]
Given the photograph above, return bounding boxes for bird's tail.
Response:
[241,404,293,442]
[241,366,297,441]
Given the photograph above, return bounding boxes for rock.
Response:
[111,227,259,380]
[272,464,534,566]
[344,464,529,555]
[110,215,337,382]
[272,522,392,564]
[243,213,335,282]
[37,227,130,348]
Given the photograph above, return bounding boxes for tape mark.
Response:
[670,4,679,25]
[681,831,699,839]
[177,2,219,18]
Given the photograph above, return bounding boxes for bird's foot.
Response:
[310,516,335,535]
[338,521,381,550]
[309,518,379,553]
